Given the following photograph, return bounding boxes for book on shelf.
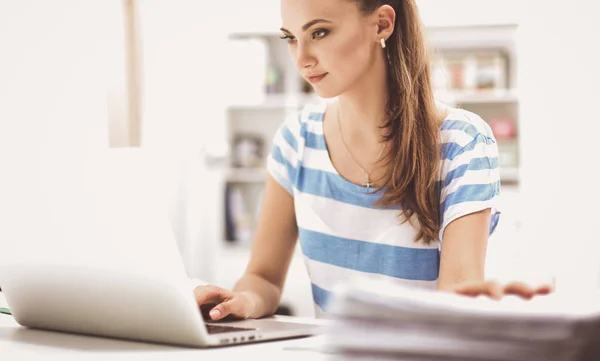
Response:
[224,184,253,245]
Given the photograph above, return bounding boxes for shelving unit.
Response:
[223,23,522,234]
[216,22,521,316]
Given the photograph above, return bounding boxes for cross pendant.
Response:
[364,176,373,189]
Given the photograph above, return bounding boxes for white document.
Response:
[323,280,600,361]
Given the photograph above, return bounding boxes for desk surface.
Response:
[0,293,329,360]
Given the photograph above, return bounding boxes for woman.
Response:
[195,0,552,320]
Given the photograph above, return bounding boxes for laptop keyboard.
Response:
[205,324,256,334]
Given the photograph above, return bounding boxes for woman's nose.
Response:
[295,43,316,71]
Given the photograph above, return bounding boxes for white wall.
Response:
[226,0,521,34]
[135,1,235,281]
[0,1,268,283]
[517,0,600,291]
[137,0,229,153]
[0,1,189,280]
[0,0,115,265]
[417,0,520,27]
[3,0,598,295]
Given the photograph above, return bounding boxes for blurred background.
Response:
[0,0,599,318]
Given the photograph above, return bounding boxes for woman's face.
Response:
[280,0,377,98]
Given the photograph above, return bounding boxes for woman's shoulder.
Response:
[278,100,327,126]
[274,101,328,143]
[439,105,497,147]
[299,100,328,122]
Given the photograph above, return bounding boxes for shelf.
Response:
[227,93,321,110]
[229,30,279,39]
[435,89,518,105]
[500,167,519,183]
[226,168,268,183]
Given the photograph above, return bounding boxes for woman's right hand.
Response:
[193,285,258,321]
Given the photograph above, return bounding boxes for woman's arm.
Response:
[437,208,552,299]
[231,175,299,318]
[437,209,490,291]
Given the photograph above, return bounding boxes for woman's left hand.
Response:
[451,280,554,300]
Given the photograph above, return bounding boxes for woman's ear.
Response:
[374,4,396,42]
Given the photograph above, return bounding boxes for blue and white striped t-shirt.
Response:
[266,102,501,316]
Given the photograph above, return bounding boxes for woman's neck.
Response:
[337,53,388,145]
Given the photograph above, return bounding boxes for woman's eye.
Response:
[312,29,329,40]
[279,35,296,44]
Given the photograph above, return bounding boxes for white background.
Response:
[1,0,599,304]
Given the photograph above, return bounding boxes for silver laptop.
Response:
[0,262,324,347]
[0,149,325,347]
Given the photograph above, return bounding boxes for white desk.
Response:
[0,294,329,360]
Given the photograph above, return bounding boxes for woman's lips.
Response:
[307,73,328,84]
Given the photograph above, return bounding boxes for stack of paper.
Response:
[323,281,600,361]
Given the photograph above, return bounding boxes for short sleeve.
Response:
[438,117,501,241]
[266,112,303,196]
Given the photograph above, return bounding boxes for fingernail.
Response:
[493,290,504,300]
[209,309,221,319]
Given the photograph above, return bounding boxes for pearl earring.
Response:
[380,38,386,48]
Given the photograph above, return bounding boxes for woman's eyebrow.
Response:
[280,18,332,34]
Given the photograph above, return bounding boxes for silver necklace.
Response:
[336,105,386,189]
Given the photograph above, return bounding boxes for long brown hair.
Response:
[353,0,442,244]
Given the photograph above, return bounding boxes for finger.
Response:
[487,281,504,300]
[199,303,219,320]
[209,299,247,321]
[452,280,483,295]
[533,284,554,295]
[503,282,536,299]
[193,285,229,306]
[452,282,483,296]
[453,280,504,300]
